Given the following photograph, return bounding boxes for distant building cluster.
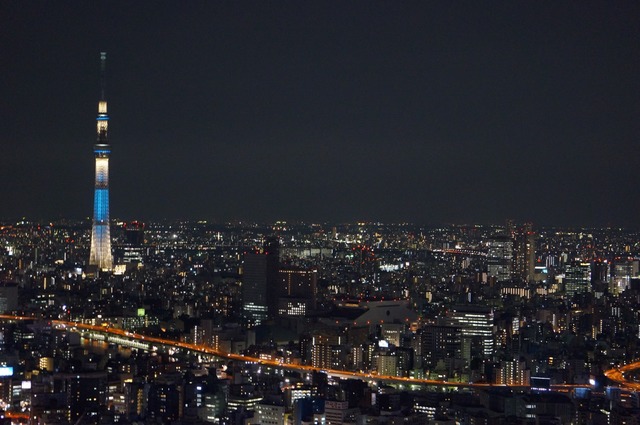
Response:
[1,219,640,423]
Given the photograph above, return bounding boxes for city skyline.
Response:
[4,218,640,422]
[1,2,639,226]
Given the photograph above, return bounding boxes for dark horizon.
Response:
[2,215,639,233]
[2,2,639,227]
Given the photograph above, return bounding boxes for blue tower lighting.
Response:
[89,52,113,270]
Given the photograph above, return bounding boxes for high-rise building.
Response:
[564,261,591,297]
[495,358,530,385]
[420,324,462,369]
[611,259,639,296]
[376,350,398,376]
[123,221,145,245]
[147,375,184,422]
[0,283,18,313]
[447,305,494,360]
[242,237,279,324]
[122,221,145,263]
[591,259,609,285]
[89,52,113,270]
[242,252,268,324]
[277,267,317,316]
[513,224,536,283]
[62,372,108,422]
[311,332,340,369]
[324,400,359,425]
[264,236,280,316]
[256,401,286,425]
[487,236,513,282]
[378,323,405,347]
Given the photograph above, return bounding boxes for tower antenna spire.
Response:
[100,52,107,100]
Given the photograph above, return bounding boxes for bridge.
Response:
[431,248,487,257]
[0,315,598,391]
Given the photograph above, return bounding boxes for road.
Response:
[604,361,640,391]
[0,315,594,390]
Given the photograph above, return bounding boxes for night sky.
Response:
[2,2,639,226]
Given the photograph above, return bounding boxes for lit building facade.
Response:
[447,305,494,359]
[122,221,145,263]
[242,252,269,324]
[256,402,286,425]
[89,52,113,270]
[495,358,530,385]
[487,236,513,282]
[276,267,318,317]
[379,323,405,347]
[62,372,108,423]
[513,224,536,282]
[420,324,462,369]
[564,261,591,297]
[376,350,398,376]
[610,259,639,296]
[147,377,184,423]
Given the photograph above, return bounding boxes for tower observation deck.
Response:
[89,52,113,270]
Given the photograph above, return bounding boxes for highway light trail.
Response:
[0,315,596,390]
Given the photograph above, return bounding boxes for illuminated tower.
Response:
[89,52,113,270]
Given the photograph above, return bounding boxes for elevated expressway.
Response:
[604,361,640,391]
[0,315,594,391]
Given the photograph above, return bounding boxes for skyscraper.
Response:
[486,235,513,282]
[276,267,317,316]
[512,223,536,283]
[89,52,113,270]
[242,237,279,324]
[564,261,591,297]
[242,252,269,324]
[446,305,494,360]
